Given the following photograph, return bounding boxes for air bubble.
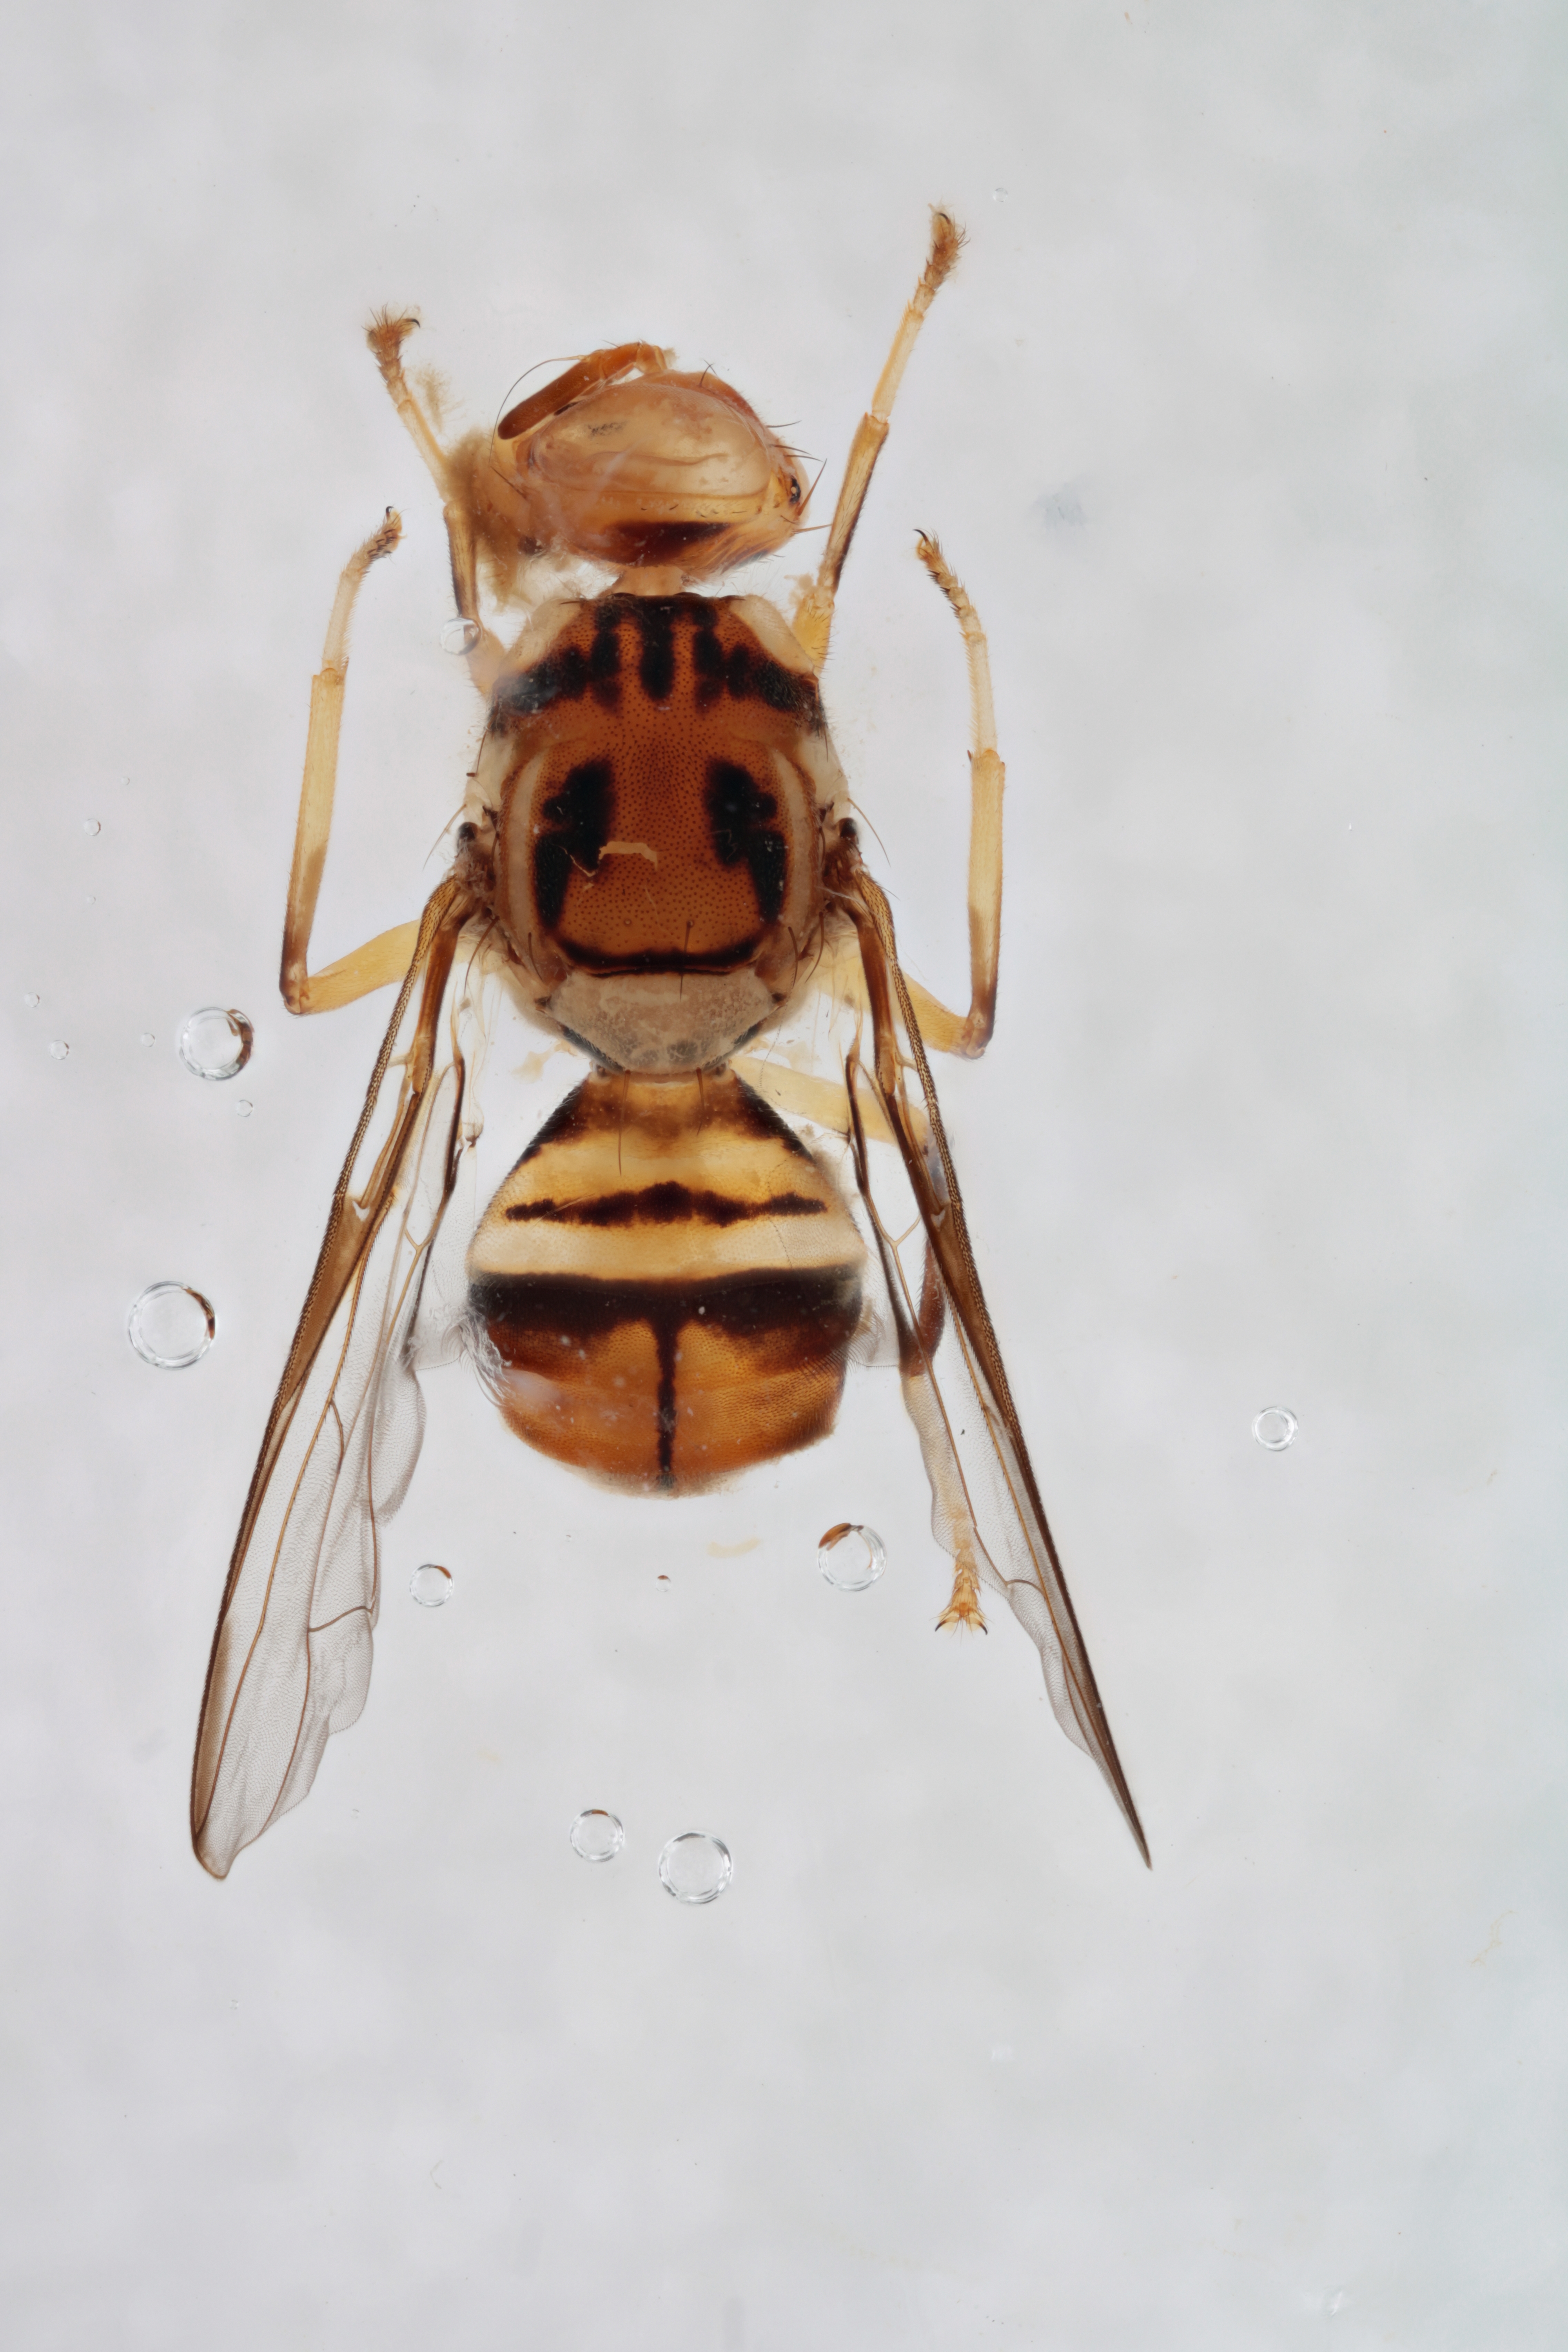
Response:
[234,1099,252,1118]
[138,1032,155,1047]
[83,818,101,836]
[22,992,40,1009]
[440,617,481,655]
[992,185,1010,203]
[48,1040,69,1060]
[83,895,96,907]
[127,1283,216,1369]
[409,1563,452,1607]
[658,1831,732,1905]
[818,1523,887,1590]
[177,1006,254,1081]
[1252,1406,1298,1452]
[569,1809,626,1863]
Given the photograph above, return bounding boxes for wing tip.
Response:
[192,1835,232,1881]
[1103,1758,1151,1869]
[1110,1775,1152,1868]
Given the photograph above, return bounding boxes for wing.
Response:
[835,852,1150,1866]
[191,879,483,1877]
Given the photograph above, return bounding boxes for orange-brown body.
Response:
[192,217,1152,1881]
[469,1069,862,1490]
[461,584,864,1490]
[470,590,848,1072]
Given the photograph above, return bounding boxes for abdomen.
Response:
[468,1069,863,1491]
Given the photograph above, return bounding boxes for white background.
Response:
[1,4,1563,2346]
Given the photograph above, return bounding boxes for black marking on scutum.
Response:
[534,760,612,927]
[547,933,764,977]
[588,603,622,705]
[633,601,675,701]
[497,595,820,729]
[496,606,621,719]
[596,595,708,706]
[706,760,786,922]
[722,639,822,728]
[503,1181,828,1228]
[499,642,590,717]
[692,615,725,710]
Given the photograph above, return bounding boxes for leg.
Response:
[791,211,964,670]
[900,534,1005,1058]
[494,341,671,441]
[843,1058,989,1634]
[281,511,421,1016]
[365,310,508,696]
[730,1051,894,1143]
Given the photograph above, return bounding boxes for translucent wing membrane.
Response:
[191,883,481,1877]
[838,858,1150,1865]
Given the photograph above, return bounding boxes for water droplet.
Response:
[1252,1406,1298,1452]
[440,616,481,655]
[127,1283,216,1369]
[22,991,40,1009]
[177,1006,254,1081]
[569,1808,626,1863]
[48,1039,69,1060]
[82,818,101,836]
[818,1523,887,1590]
[138,1031,155,1048]
[234,1098,252,1118]
[409,1562,452,1607]
[658,1831,732,1905]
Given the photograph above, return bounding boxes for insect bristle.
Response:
[415,364,455,431]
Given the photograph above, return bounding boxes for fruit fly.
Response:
[190,214,1149,1877]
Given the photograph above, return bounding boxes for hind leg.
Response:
[898,534,1006,1059]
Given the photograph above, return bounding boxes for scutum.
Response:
[533,759,612,926]
[495,597,823,731]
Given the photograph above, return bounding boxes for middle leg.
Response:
[899,533,1006,1059]
[365,309,508,699]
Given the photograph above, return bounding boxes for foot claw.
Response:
[936,1558,987,1633]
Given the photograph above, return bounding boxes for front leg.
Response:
[365,309,507,699]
